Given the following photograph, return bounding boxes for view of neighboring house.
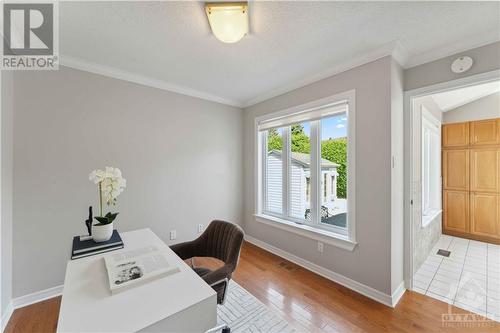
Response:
[267,150,346,220]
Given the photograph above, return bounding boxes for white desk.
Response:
[57,229,217,332]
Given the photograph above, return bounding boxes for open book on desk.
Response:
[104,245,180,295]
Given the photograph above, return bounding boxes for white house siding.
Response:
[266,153,282,213]
[290,162,307,219]
[266,151,343,218]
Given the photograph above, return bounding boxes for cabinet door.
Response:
[470,119,500,146]
[498,196,500,238]
[442,122,469,148]
[443,190,469,233]
[470,193,498,238]
[443,149,469,191]
[471,148,500,193]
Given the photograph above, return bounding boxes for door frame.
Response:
[403,69,500,290]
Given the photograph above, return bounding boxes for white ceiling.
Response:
[431,81,500,112]
[59,1,500,107]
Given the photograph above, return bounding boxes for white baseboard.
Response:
[1,301,13,333]
[391,281,406,307]
[1,236,406,331]
[245,235,406,308]
[12,285,63,310]
[1,285,63,332]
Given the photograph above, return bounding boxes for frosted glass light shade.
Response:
[205,2,248,44]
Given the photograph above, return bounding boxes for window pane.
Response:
[320,113,347,227]
[289,122,311,221]
[266,128,283,214]
[421,113,441,227]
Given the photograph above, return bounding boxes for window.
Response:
[421,107,442,227]
[257,91,355,242]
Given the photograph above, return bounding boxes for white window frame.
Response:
[254,90,356,251]
[421,107,442,227]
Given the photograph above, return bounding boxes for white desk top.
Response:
[57,229,216,332]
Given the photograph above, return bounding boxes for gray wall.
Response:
[411,97,443,273]
[444,92,500,124]
[12,67,243,297]
[243,57,396,295]
[404,42,500,91]
[391,59,404,293]
[1,72,14,318]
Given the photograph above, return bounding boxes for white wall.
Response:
[1,71,14,324]
[12,67,243,297]
[443,92,500,124]
[243,56,397,295]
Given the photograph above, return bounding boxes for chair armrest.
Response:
[169,241,196,260]
[201,265,231,286]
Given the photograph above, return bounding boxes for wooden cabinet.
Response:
[470,119,500,146]
[470,193,498,238]
[442,122,469,148]
[443,149,469,191]
[470,148,499,193]
[443,190,469,233]
[442,118,500,244]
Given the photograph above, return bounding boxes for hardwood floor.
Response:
[5,241,500,332]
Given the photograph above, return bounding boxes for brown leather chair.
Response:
[170,220,244,305]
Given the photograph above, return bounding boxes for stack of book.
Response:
[71,230,124,260]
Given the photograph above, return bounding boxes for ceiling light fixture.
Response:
[205,2,248,44]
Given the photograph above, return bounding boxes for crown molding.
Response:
[60,35,499,110]
[405,30,500,69]
[241,41,406,108]
[59,55,244,108]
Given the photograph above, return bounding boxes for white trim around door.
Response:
[403,69,500,291]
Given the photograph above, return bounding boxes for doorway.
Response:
[404,70,500,321]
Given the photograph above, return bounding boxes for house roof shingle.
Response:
[269,150,339,169]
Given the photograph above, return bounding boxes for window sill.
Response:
[254,214,357,251]
[422,209,442,228]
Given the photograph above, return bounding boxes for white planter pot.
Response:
[92,222,114,242]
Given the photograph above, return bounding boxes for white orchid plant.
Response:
[89,167,126,225]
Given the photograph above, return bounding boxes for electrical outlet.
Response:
[170,230,177,240]
[198,224,204,233]
[317,241,324,253]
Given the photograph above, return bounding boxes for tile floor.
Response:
[413,235,500,322]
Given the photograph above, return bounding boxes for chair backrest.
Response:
[199,220,244,270]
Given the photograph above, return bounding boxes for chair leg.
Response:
[205,324,230,333]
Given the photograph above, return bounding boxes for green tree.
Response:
[321,138,347,198]
[291,124,304,135]
[267,129,282,151]
[291,132,310,153]
[290,124,310,153]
